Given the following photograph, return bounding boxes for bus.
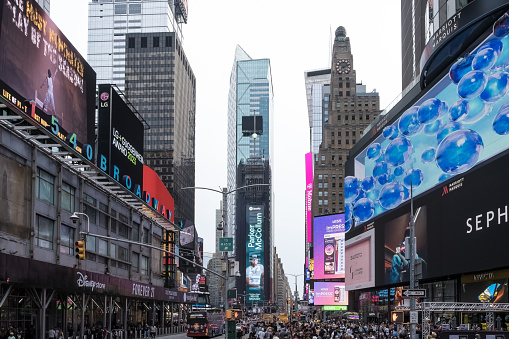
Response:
[187,309,224,337]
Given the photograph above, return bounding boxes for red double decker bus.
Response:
[187,309,224,337]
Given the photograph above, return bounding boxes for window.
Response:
[132,252,139,273]
[318,175,323,180]
[153,36,159,48]
[318,183,323,188]
[165,36,172,47]
[366,114,370,120]
[36,215,54,249]
[353,131,356,136]
[60,224,75,255]
[324,192,328,197]
[318,200,323,206]
[132,222,140,241]
[98,239,108,256]
[99,202,108,229]
[345,115,349,120]
[118,222,129,238]
[36,168,55,204]
[346,91,350,96]
[128,37,135,48]
[142,228,149,244]
[118,246,129,262]
[324,183,328,188]
[86,235,96,252]
[61,182,75,212]
[129,3,141,14]
[114,4,127,14]
[321,155,325,161]
[141,255,149,275]
[331,131,334,137]
[346,131,349,136]
[110,243,117,259]
[141,37,147,48]
[318,192,323,197]
[324,200,329,205]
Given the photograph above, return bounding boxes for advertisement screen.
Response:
[305,152,313,242]
[97,84,144,193]
[313,282,348,306]
[345,228,375,290]
[313,214,345,279]
[347,12,509,228]
[246,205,264,304]
[461,279,509,303]
[0,0,95,149]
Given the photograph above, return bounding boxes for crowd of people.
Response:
[243,318,423,339]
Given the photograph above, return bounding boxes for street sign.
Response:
[410,311,418,324]
[402,289,426,297]
[219,237,233,251]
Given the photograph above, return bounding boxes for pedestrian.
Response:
[150,325,156,339]
[48,328,55,339]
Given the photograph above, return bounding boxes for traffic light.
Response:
[75,240,86,260]
[391,311,404,323]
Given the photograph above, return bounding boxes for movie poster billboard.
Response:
[313,214,345,279]
[305,152,313,242]
[0,0,96,151]
[246,205,264,304]
[313,282,348,306]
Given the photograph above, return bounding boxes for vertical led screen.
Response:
[345,228,375,290]
[313,214,345,279]
[346,12,509,229]
[305,152,313,242]
[246,205,264,304]
[0,0,96,150]
[97,84,144,194]
[314,282,348,306]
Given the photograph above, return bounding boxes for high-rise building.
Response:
[226,45,274,306]
[88,1,195,222]
[304,69,331,154]
[36,0,50,14]
[312,27,381,218]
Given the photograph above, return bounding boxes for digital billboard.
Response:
[143,165,174,222]
[0,0,96,151]
[246,205,264,304]
[345,228,375,290]
[313,282,348,306]
[346,12,509,229]
[97,84,144,194]
[313,214,345,279]
[305,152,313,242]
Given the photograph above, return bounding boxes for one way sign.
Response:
[402,289,426,297]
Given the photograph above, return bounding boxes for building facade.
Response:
[88,2,195,222]
[304,69,331,155]
[226,45,274,306]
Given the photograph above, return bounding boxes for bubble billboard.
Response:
[346,12,509,229]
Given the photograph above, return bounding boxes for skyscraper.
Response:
[312,27,381,217]
[226,45,274,305]
[304,69,331,154]
[88,1,195,222]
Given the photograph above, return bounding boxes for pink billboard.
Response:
[314,282,348,306]
[345,229,375,290]
[305,152,313,242]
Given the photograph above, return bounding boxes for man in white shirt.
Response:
[246,254,264,290]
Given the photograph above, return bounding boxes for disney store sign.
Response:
[77,272,106,291]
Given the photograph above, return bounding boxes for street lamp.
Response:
[70,211,90,233]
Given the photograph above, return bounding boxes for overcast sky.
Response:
[50,0,402,294]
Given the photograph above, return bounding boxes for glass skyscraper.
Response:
[226,45,274,305]
[304,69,331,154]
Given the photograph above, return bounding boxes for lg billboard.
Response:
[0,0,96,151]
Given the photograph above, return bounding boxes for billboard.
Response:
[143,165,174,222]
[345,228,375,290]
[97,84,144,194]
[313,282,348,306]
[246,205,264,304]
[313,214,345,279]
[346,11,509,229]
[179,223,196,250]
[0,0,95,151]
[305,152,313,242]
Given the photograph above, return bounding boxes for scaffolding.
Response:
[395,302,509,338]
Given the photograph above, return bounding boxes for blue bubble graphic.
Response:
[494,13,509,38]
[449,53,475,84]
[458,70,488,99]
[394,166,404,176]
[398,106,422,136]
[421,147,436,163]
[345,218,353,233]
[480,72,509,102]
[402,185,410,201]
[379,182,404,210]
[353,198,375,222]
[366,189,380,201]
[354,189,366,203]
[377,174,389,186]
[373,161,390,179]
[493,101,509,135]
[436,129,484,174]
[361,176,376,192]
[403,168,423,188]
[472,48,498,71]
[344,176,361,203]
[463,97,492,124]
[383,125,394,138]
[384,137,413,166]
[367,143,381,159]
[437,121,463,145]
[449,99,469,122]
[439,173,452,182]
[424,119,442,135]
[477,40,503,56]
[418,98,444,124]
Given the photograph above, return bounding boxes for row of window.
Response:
[317,191,343,197]
[318,200,344,207]
[331,131,357,137]
[36,214,150,275]
[337,114,371,121]
[128,36,173,49]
